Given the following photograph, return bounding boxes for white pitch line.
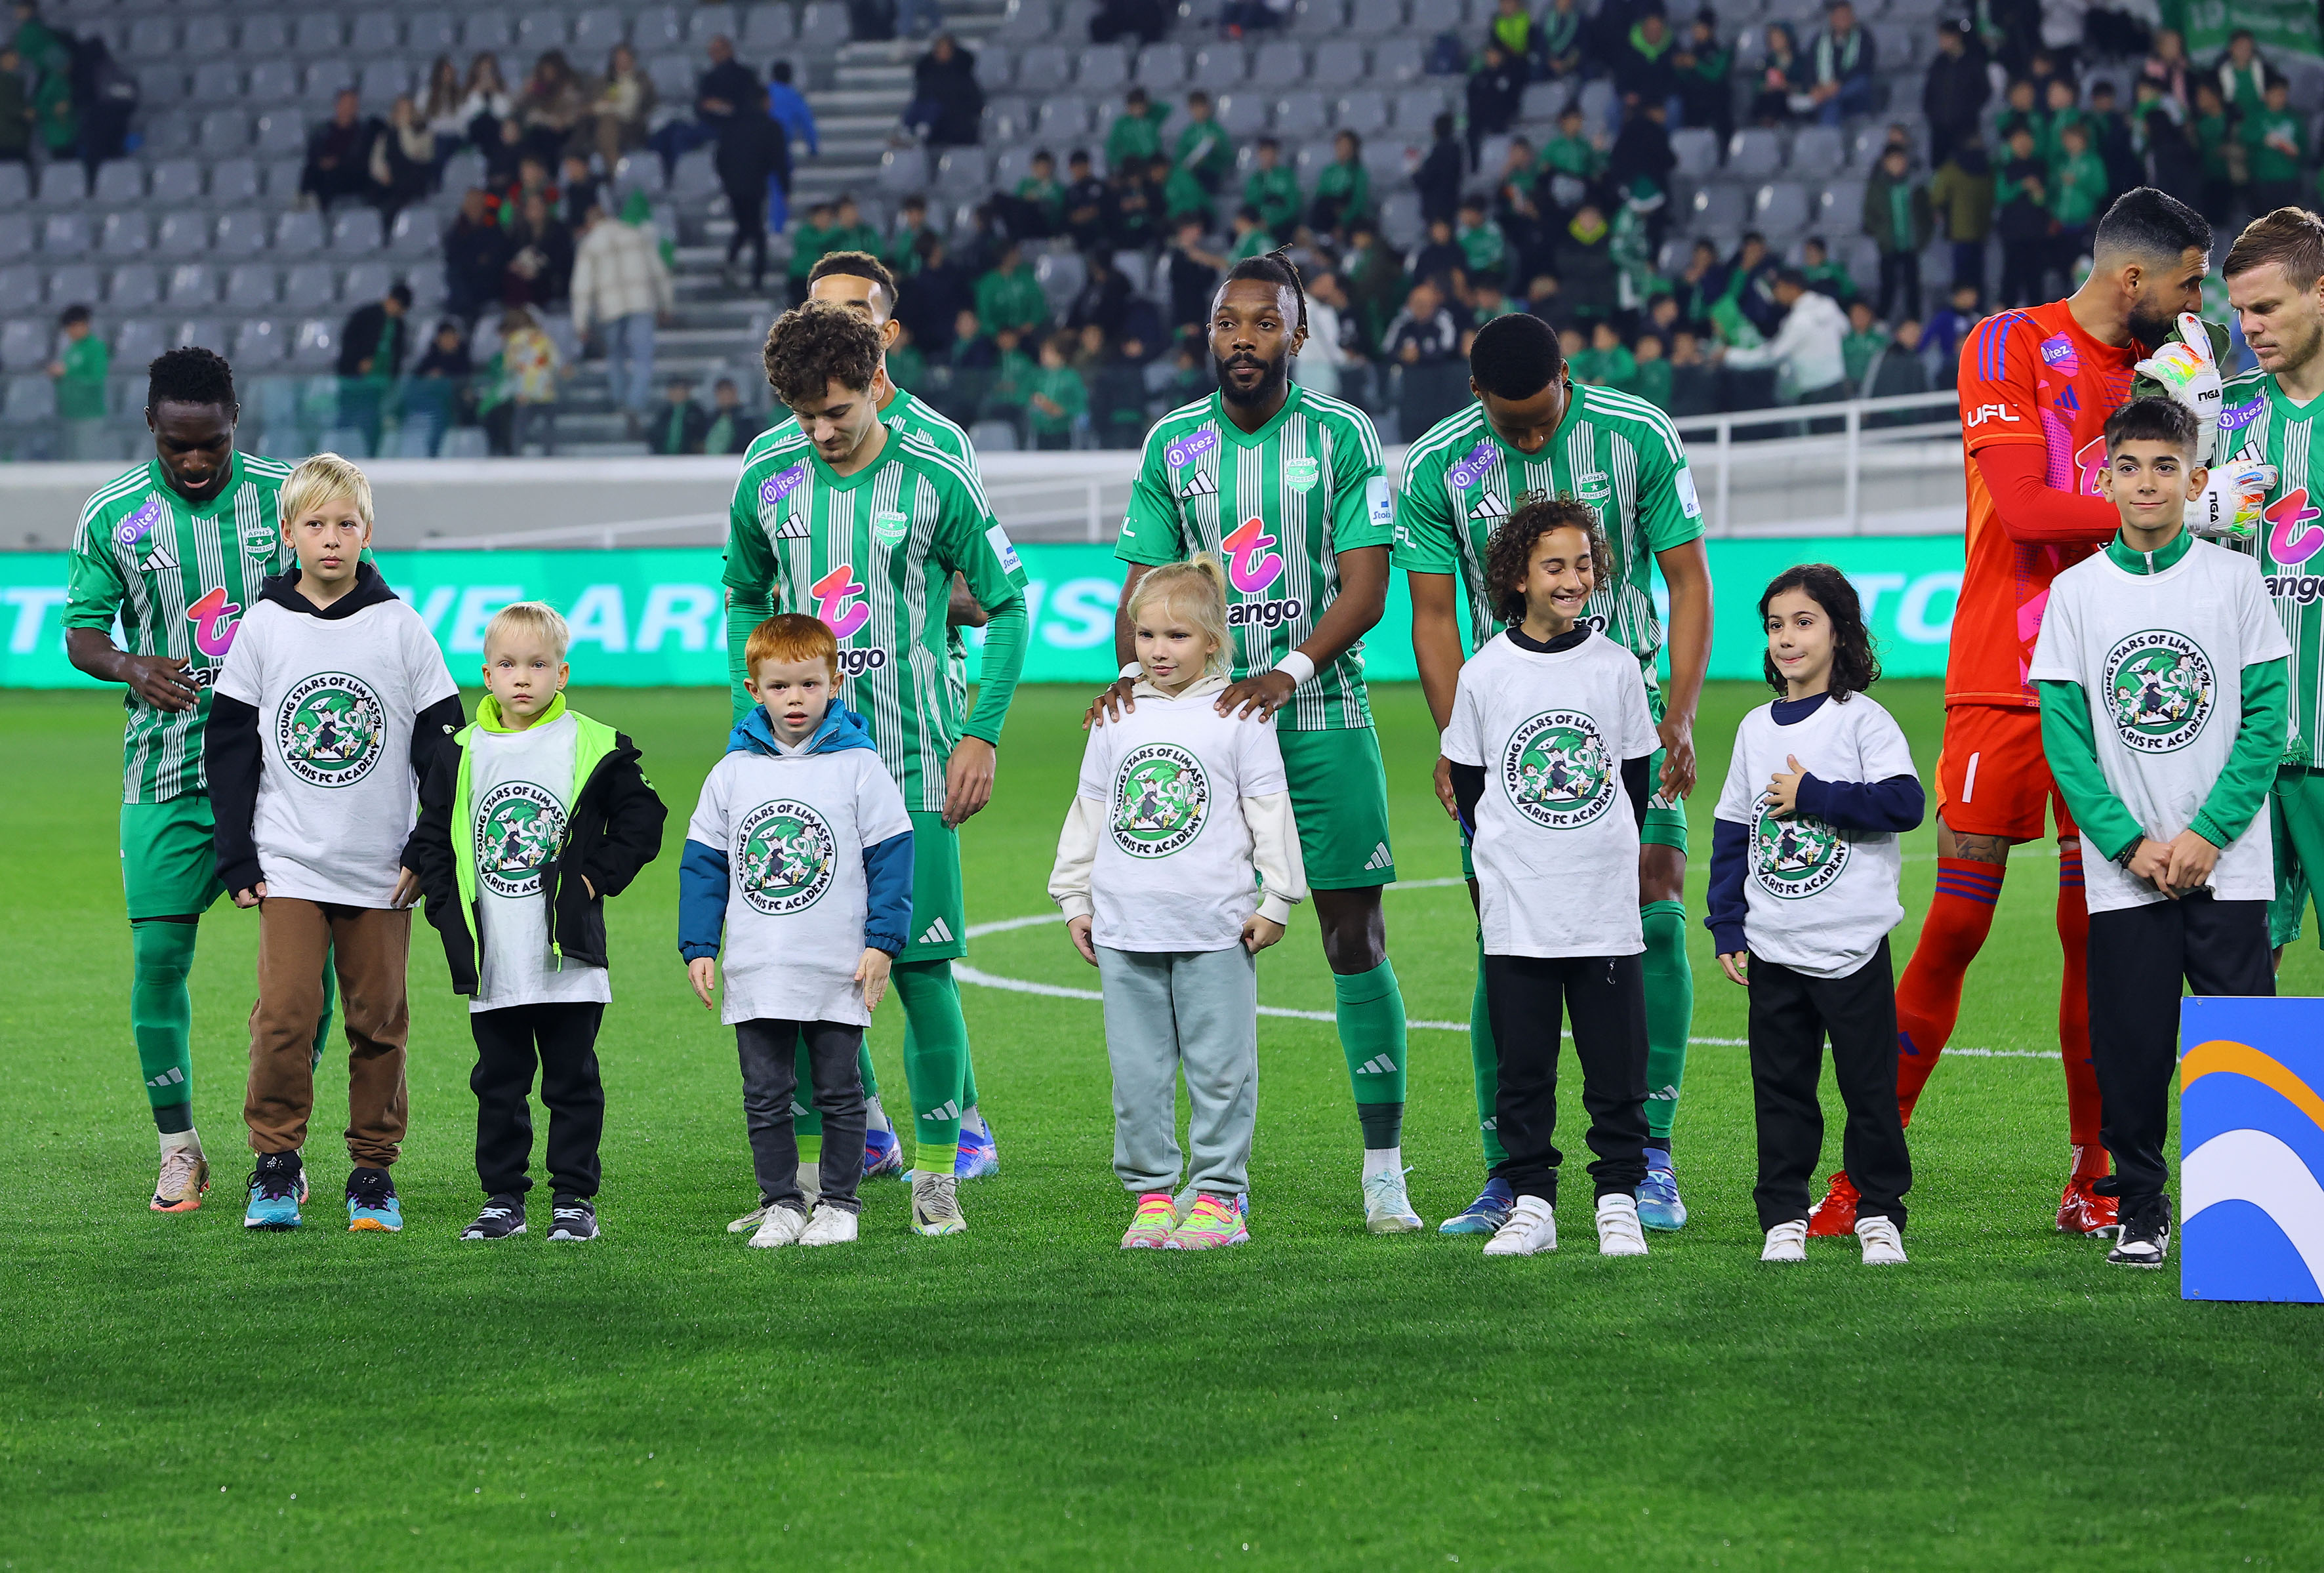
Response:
[960,908,2048,1057]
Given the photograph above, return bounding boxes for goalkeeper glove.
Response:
[2132,312,2225,466]
[2186,459,2277,539]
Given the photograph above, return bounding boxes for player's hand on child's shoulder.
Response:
[855,948,893,1011]
[1217,670,1294,720]
[1241,914,1285,954]
[1067,914,1097,966]
[1084,677,1137,728]
[687,956,718,1009]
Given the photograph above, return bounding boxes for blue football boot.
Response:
[243,1152,304,1230]
[1438,1175,1514,1235]
[955,1119,998,1179]
[862,1126,906,1179]
[1635,1147,1688,1231]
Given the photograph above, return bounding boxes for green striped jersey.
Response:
[1116,384,1393,732]
[2219,367,2324,766]
[63,451,297,804]
[1393,389,1703,668]
[722,425,1030,812]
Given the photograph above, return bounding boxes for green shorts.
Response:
[120,796,226,921]
[2268,765,2324,949]
[1280,725,1397,889]
[901,809,967,963]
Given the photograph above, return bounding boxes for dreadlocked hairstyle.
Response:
[1758,562,1881,700]
[146,346,236,410]
[1219,245,1309,340]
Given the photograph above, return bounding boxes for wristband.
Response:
[1274,651,1316,687]
[1118,661,1142,681]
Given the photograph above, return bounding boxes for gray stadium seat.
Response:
[100,214,150,258]
[113,319,167,368]
[358,63,411,104]
[331,209,385,253]
[516,12,571,49]
[226,264,280,310]
[214,211,272,256]
[798,3,851,52]
[1519,81,1569,122]
[153,212,211,258]
[5,375,58,423]
[1034,250,1086,319]
[1311,39,1368,89]
[644,53,693,98]
[1378,192,1421,248]
[973,52,1014,92]
[234,319,289,367]
[1079,45,1131,93]
[45,264,101,307]
[41,214,91,256]
[1873,24,1917,69]
[171,317,226,352]
[1,321,51,371]
[0,265,39,310]
[876,148,926,196]
[463,11,516,49]
[671,151,720,198]
[1215,93,1270,137]
[632,5,685,49]
[262,159,306,202]
[125,16,178,60]
[1575,77,1615,125]
[1789,125,1846,178]
[1015,45,1071,94]
[441,152,487,195]
[1392,86,1448,129]
[1754,182,1812,234]
[408,12,461,52]
[1034,98,1094,140]
[1671,127,1720,178]
[388,209,437,258]
[184,16,234,56]
[139,111,194,153]
[1727,127,1784,178]
[350,14,403,52]
[199,111,251,153]
[274,211,327,258]
[255,113,307,156]
[1288,0,1345,30]
[1690,184,1749,230]
[341,261,396,304]
[290,16,345,56]
[1336,91,1391,136]
[94,163,145,205]
[1368,37,1425,84]
[739,5,793,51]
[1274,91,1330,138]
[293,319,339,370]
[1134,45,1189,91]
[167,264,217,304]
[1253,41,1307,81]
[0,214,29,261]
[993,146,1035,190]
[1362,134,1416,182]
[143,66,190,108]
[1346,0,1406,34]
[0,164,24,205]
[33,163,85,205]
[192,62,244,105]
[239,17,289,54]
[283,264,337,312]
[969,419,1019,452]
[110,266,162,312]
[1820,179,1867,228]
[1192,46,1248,91]
[935,148,993,196]
[996,0,1054,40]
[689,4,741,43]
[247,60,302,105]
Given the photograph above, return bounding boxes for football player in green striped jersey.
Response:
[756,249,1006,1185]
[1396,313,1713,1237]
[61,347,335,1214]
[2219,209,2324,961]
[722,300,1032,1236]
[1090,251,1426,1235]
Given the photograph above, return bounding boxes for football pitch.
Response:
[4,679,2320,1570]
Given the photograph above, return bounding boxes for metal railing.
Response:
[1669,388,1965,537]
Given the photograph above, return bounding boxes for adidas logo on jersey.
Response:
[917,916,954,946]
[140,539,180,573]
[1355,1054,1399,1076]
[1179,468,1218,500]
[920,1099,963,1122]
[1468,490,1507,520]
[771,515,812,540]
[1362,842,1393,871]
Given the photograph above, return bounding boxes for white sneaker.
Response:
[1761,1219,1808,1262]
[910,1170,968,1236]
[1362,1166,1424,1233]
[727,1202,770,1235]
[796,1203,859,1246]
[1482,1195,1558,1256]
[1595,1193,1649,1257]
[1856,1214,1907,1265]
[747,1204,811,1249]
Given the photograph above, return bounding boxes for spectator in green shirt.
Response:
[0,49,29,164]
[983,326,1036,424]
[1798,235,1858,306]
[887,195,933,277]
[786,202,839,300]
[975,241,1051,334]
[1861,145,1933,320]
[1569,320,1636,386]
[1309,131,1372,238]
[1993,77,2045,157]
[1539,0,1585,78]
[2039,77,2084,166]
[33,64,75,155]
[826,195,882,258]
[1025,331,1088,449]
[887,324,929,392]
[2244,75,2306,212]
[1174,91,1234,197]
[2190,80,2237,224]
[2217,28,2269,116]
[1471,276,1518,323]
[1841,298,1890,389]
[1158,151,1212,224]
[1227,204,1275,261]
[1106,87,1171,172]
[1537,107,1604,210]
[49,305,110,459]
[2047,120,2108,255]
[1243,137,1302,238]
[1014,149,1065,238]
[1995,125,2052,306]
[1623,330,1675,409]
[1455,196,1507,286]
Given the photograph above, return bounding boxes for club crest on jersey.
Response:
[1283,456,1320,493]
[2104,630,2214,752]
[1751,804,1848,899]
[1448,439,1499,491]
[2039,333,2080,378]
[1111,743,1211,858]
[1502,710,1616,828]
[115,495,167,549]
[186,585,242,660]
[238,516,277,560]
[809,562,872,641]
[1164,428,1219,469]
[474,781,565,898]
[275,673,385,787]
[1574,472,1613,506]
[870,508,910,548]
[735,800,837,915]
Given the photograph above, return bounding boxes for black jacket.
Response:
[403,713,666,994]
[205,564,466,897]
[336,302,409,379]
[1921,39,1989,133]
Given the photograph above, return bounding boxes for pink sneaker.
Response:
[1165,1193,1249,1250]
[1121,1191,1177,1249]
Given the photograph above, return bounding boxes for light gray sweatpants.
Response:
[1097,943,1259,1199]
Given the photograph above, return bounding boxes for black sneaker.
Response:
[345,1166,402,1232]
[461,1194,527,1240]
[2106,1196,2171,1269]
[548,1194,598,1242]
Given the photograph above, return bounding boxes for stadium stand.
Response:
[4,0,2322,460]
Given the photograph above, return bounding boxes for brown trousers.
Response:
[246,899,412,1166]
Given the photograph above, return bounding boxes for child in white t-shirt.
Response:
[1442,499,1660,1260]
[403,602,667,1245]
[680,614,914,1250]
[1709,565,1924,1267]
[2028,397,2289,1271]
[1049,556,1307,1252]
[205,453,462,1235]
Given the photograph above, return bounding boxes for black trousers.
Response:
[1747,939,1911,1231]
[2087,895,2273,1209]
[470,1002,605,1198]
[1999,238,2046,306]
[735,1018,866,1214]
[722,177,768,288]
[1484,952,1650,1204]
[1876,251,1921,323]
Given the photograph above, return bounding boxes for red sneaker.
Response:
[2057,1175,2122,1237]
[1807,1170,1859,1237]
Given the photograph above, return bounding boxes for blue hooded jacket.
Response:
[678,701,916,961]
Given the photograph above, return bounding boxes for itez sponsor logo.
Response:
[809,562,872,641]
[2039,332,2080,378]
[1164,427,1219,469]
[2218,397,2266,437]
[1447,438,1499,491]
[1221,516,1304,630]
[760,461,810,507]
[114,495,166,548]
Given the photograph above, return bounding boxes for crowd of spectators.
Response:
[0,0,137,178]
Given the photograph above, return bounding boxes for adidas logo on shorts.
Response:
[1363,842,1393,872]
[917,917,954,946]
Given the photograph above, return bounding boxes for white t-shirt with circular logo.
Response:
[214,595,458,909]
[1713,693,1917,979]
[685,745,912,1025]
[468,712,613,1012]
[1443,630,1658,958]
[2028,537,2292,914]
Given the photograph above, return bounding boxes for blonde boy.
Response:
[402,602,667,1244]
[205,454,462,1233]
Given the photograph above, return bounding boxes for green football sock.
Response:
[1335,959,1408,1148]
[311,956,337,1072]
[893,959,968,1174]
[791,1040,825,1141]
[960,1046,979,1116]
[798,1132,823,1170]
[1641,899,1692,1143]
[1469,935,1508,1168]
[130,918,197,1128]
[857,1039,880,1101]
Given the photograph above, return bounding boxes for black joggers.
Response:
[1747,939,1911,1231]
[1483,952,1650,1204]
[471,1002,605,1198]
[2087,895,2273,1210]
[735,1018,866,1214]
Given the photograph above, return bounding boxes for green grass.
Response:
[4,680,2321,1570]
